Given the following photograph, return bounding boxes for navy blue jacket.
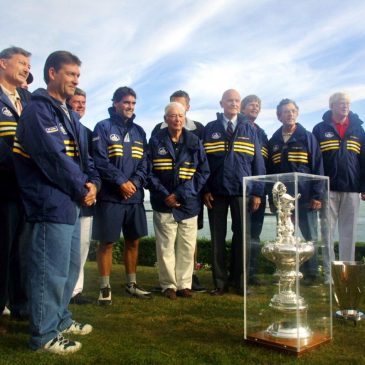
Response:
[13,88,101,224]
[203,113,266,196]
[148,128,210,222]
[92,107,147,204]
[312,111,365,192]
[0,87,31,201]
[268,123,324,201]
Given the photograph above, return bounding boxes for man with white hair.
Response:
[148,102,210,299]
[313,92,365,279]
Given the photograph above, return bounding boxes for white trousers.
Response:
[153,212,197,291]
[72,216,92,296]
[322,192,360,276]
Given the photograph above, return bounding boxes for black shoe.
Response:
[192,274,206,292]
[210,287,228,296]
[70,293,93,305]
[248,276,262,286]
[302,275,317,286]
[10,311,29,321]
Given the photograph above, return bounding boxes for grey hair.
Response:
[0,46,31,59]
[329,92,350,108]
[164,101,185,116]
[276,98,299,115]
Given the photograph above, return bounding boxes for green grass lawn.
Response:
[1,262,365,365]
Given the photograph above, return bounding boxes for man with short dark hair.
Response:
[13,50,100,354]
[92,86,150,304]
[0,46,31,324]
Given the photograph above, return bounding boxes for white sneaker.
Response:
[2,306,10,316]
[62,320,93,335]
[98,286,112,305]
[126,283,152,299]
[42,334,81,355]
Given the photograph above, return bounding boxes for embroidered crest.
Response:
[2,107,12,117]
[324,132,334,138]
[45,126,59,134]
[58,124,67,135]
[158,147,168,155]
[273,144,280,152]
[212,132,221,139]
[110,134,120,141]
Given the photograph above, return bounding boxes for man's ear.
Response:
[48,67,57,81]
[0,59,7,71]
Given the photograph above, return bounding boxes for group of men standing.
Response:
[1,46,364,356]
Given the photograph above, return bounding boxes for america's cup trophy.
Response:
[261,181,314,339]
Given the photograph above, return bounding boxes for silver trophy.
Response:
[262,182,314,339]
[332,261,365,323]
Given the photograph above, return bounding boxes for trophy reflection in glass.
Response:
[262,182,314,339]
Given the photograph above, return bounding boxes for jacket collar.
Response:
[108,106,136,127]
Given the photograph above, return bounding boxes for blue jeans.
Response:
[28,215,80,349]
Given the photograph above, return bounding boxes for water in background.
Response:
[145,201,365,242]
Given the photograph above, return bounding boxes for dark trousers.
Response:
[300,207,319,277]
[208,195,244,289]
[0,200,29,315]
[249,195,266,279]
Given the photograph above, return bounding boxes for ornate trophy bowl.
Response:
[332,261,365,323]
[262,239,314,338]
[261,182,314,339]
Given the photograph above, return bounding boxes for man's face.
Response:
[220,90,241,119]
[114,94,136,119]
[69,94,86,118]
[331,98,350,120]
[49,63,80,100]
[277,103,298,127]
[165,106,185,133]
[241,101,261,122]
[170,96,190,112]
[0,54,30,87]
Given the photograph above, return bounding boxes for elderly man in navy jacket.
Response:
[203,89,266,296]
[13,51,100,355]
[148,102,210,299]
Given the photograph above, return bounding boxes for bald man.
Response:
[203,89,266,295]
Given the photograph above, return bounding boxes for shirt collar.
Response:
[222,114,238,129]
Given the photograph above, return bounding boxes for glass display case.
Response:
[243,172,332,355]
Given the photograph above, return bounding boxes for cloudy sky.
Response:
[2,0,365,138]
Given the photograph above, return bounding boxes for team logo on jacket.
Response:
[110,134,120,141]
[58,124,67,135]
[2,107,12,117]
[45,126,59,133]
[325,132,334,138]
[273,144,280,152]
[212,132,221,139]
[158,147,168,155]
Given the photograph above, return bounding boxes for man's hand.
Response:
[164,194,181,208]
[250,196,261,212]
[83,182,97,206]
[203,192,214,209]
[120,181,137,200]
[310,199,322,210]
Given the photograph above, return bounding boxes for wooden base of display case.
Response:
[246,331,331,356]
